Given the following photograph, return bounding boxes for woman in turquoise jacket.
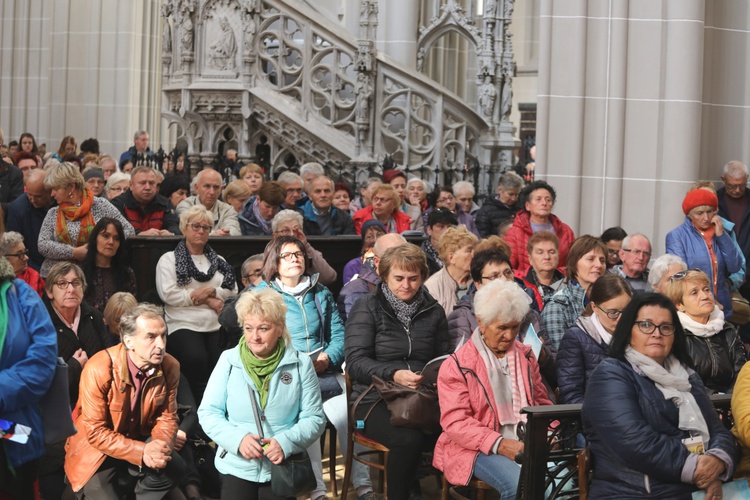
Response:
[0,253,58,498]
[198,288,325,500]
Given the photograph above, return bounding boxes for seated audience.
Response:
[6,169,55,271]
[557,274,633,404]
[423,185,480,238]
[177,169,241,236]
[382,169,423,232]
[349,177,380,213]
[435,279,553,498]
[542,235,607,349]
[300,175,356,236]
[51,136,77,163]
[239,163,264,196]
[453,180,479,218]
[81,218,137,314]
[505,180,575,272]
[601,226,627,269]
[238,181,286,236]
[99,155,117,180]
[0,231,44,296]
[353,184,413,235]
[223,179,253,213]
[518,230,564,308]
[346,244,451,500]
[14,150,38,179]
[406,177,429,212]
[64,304,181,498]
[343,219,386,284]
[333,182,353,214]
[663,269,745,393]
[156,206,238,401]
[648,254,688,294]
[277,171,305,209]
[110,166,180,235]
[608,233,653,293]
[475,171,524,238]
[38,162,134,278]
[83,167,106,197]
[240,253,265,290]
[102,291,138,344]
[582,293,737,498]
[104,171,130,200]
[422,207,458,276]
[425,226,478,315]
[198,288,326,500]
[159,174,190,209]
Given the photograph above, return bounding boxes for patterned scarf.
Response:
[56,188,96,246]
[174,240,236,290]
[382,282,424,328]
[421,239,443,269]
[239,336,285,409]
[0,257,15,361]
[251,198,272,234]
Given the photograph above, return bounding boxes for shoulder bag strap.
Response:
[247,384,264,440]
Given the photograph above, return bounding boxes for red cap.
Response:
[682,189,718,215]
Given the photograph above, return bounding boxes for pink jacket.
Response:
[433,339,552,486]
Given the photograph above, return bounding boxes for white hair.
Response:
[648,254,688,288]
[453,180,475,196]
[723,160,748,179]
[133,130,149,142]
[0,232,24,255]
[622,233,651,250]
[474,279,530,326]
[299,162,325,177]
[271,209,304,232]
[277,171,303,186]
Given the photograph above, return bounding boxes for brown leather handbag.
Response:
[369,376,442,434]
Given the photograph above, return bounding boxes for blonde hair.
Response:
[239,163,264,179]
[224,179,253,203]
[103,292,138,328]
[44,162,85,191]
[82,153,100,167]
[235,288,292,345]
[377,243,429,282]
[372,184,401,213]
[663,269,711,307]
[179,205,214,233]
[437,226,479,263]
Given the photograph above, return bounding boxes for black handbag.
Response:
[39,359,77,444]
[248,386,316,497]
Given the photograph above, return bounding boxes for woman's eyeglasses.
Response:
[595,303,623,320]
[5,249,29,259]
[669,268,702,281]
[189,223,212,233]
[279,251,305,261]
[634,320,675,336]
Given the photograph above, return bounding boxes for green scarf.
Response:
[239,336,285,409]
[0,257,17,361]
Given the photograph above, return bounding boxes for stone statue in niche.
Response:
[503,0,515,19]
[162,1,173,56]
[209,16,237,70]
[416,47,425,72]
[500,75,513,122]
[355,73,373,125]
[484,0,497,17]
[242,9,256,57]
[178,0,196,55]
[478,76,496,120]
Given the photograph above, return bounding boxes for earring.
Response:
[68,192,73,198]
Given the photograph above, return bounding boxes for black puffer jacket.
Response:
[345,284,451,406]
[684,322,745,393]
[475,197,520,237]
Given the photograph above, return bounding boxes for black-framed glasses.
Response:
[54,279,83,290]
[634,320,675,336]
[595,303,623,320]
[189,222,212,233]
[279,251,305,261]
[244,269,263,279]
[5,249,29,259]
[621,248,652,258]
[669,268,702,281]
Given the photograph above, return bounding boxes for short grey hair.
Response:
[241,254,264,278]
[120,303,165,340]
[277,171,303,186]
[498,171,525,192]
[194,168,221,186]
[723,160,749,179]
[474,279,530,326]
[133,130,149,142]
[25,169,46,186]
[313,175,335,190]
[300,162,325,178]
[648,254,688,289]
[272,209,304,232]
[179,205,214,233]
[622,233,651,250]
[453,180,475,196]
[406,177,432,192]
[0,232,24,255]
[106,172,131,190]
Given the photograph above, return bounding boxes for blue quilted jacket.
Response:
[556,315,609,404]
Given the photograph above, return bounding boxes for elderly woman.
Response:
[435,279,552,497]
[557,274,633,404]
[406,177,429,211]
[198,288,325,500]
[352,184,413,235]
[238,181,286,235]
[156,206,238,402]
[333,182,353,214]
[453,180,479,218]
[223,179,253,213]
[666,189,744,319]
[475,171,524,238]
[425,226,479,315]
[648,254,688,293]
[422,186,480,238]
[104,171,131,200]
[43,262,109,408]
[582,293,738,498]
[346,244,451,500]
[0,231,44,296]
[542,235,607,349]
[504,180,575,272]
[38,162,134,278]
[518,230,565,308]
[239,163,265,196]
[81,218,137,314]
[663,269,745,393]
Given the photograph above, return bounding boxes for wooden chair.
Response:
[577,446,591,500]
[322,419,338,497]
[340,373,389,499]
[443,475,493,500]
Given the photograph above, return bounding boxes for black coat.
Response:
[344,284,451,406]
[0,161,24,215]
[684,322,746,394]
[44,297,110,407]
[474,197,520,237]
[556,316,609,404]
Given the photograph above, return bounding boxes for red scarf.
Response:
[693,223,719,295]
[56,188,96,246]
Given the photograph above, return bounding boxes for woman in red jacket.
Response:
[353,184,412,234]
[434,279,552,498]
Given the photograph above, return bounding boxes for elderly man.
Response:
[64,304,181,498]
[277,171,305,209]
[718,161,750,274]
[300,175,355,235]
[176,169,240,235]
[608,233,652,292]
[100,156,118,180]
[239,254,264,289]
[475,171,524,237]
[111,166,180,235]
[119,130,154,165]
[299,162,324,195]
[6,169,54,271]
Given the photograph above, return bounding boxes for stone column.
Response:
[377,0,420,69]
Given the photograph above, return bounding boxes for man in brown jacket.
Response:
[65,303,181,498]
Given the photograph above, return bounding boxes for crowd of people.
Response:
[3,127,750,500]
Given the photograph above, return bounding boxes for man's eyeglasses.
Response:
[669,268,702,281]
[724,181,747,192]
[54,279,83,290]
[243,269,263,279]
[5,249,29,259]
[189,222,212,233]
[595,303,623,320]
[634,320,675,336]
[621,249,651,258]
[279,251,305,261]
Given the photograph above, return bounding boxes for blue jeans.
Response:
[473,452,521,498]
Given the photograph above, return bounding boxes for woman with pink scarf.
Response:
[434,279,552,498]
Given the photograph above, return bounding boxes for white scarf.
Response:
[590,313,613,345]
[678,305,725,338]
[274,275,312,297]
[624,347,710,444]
